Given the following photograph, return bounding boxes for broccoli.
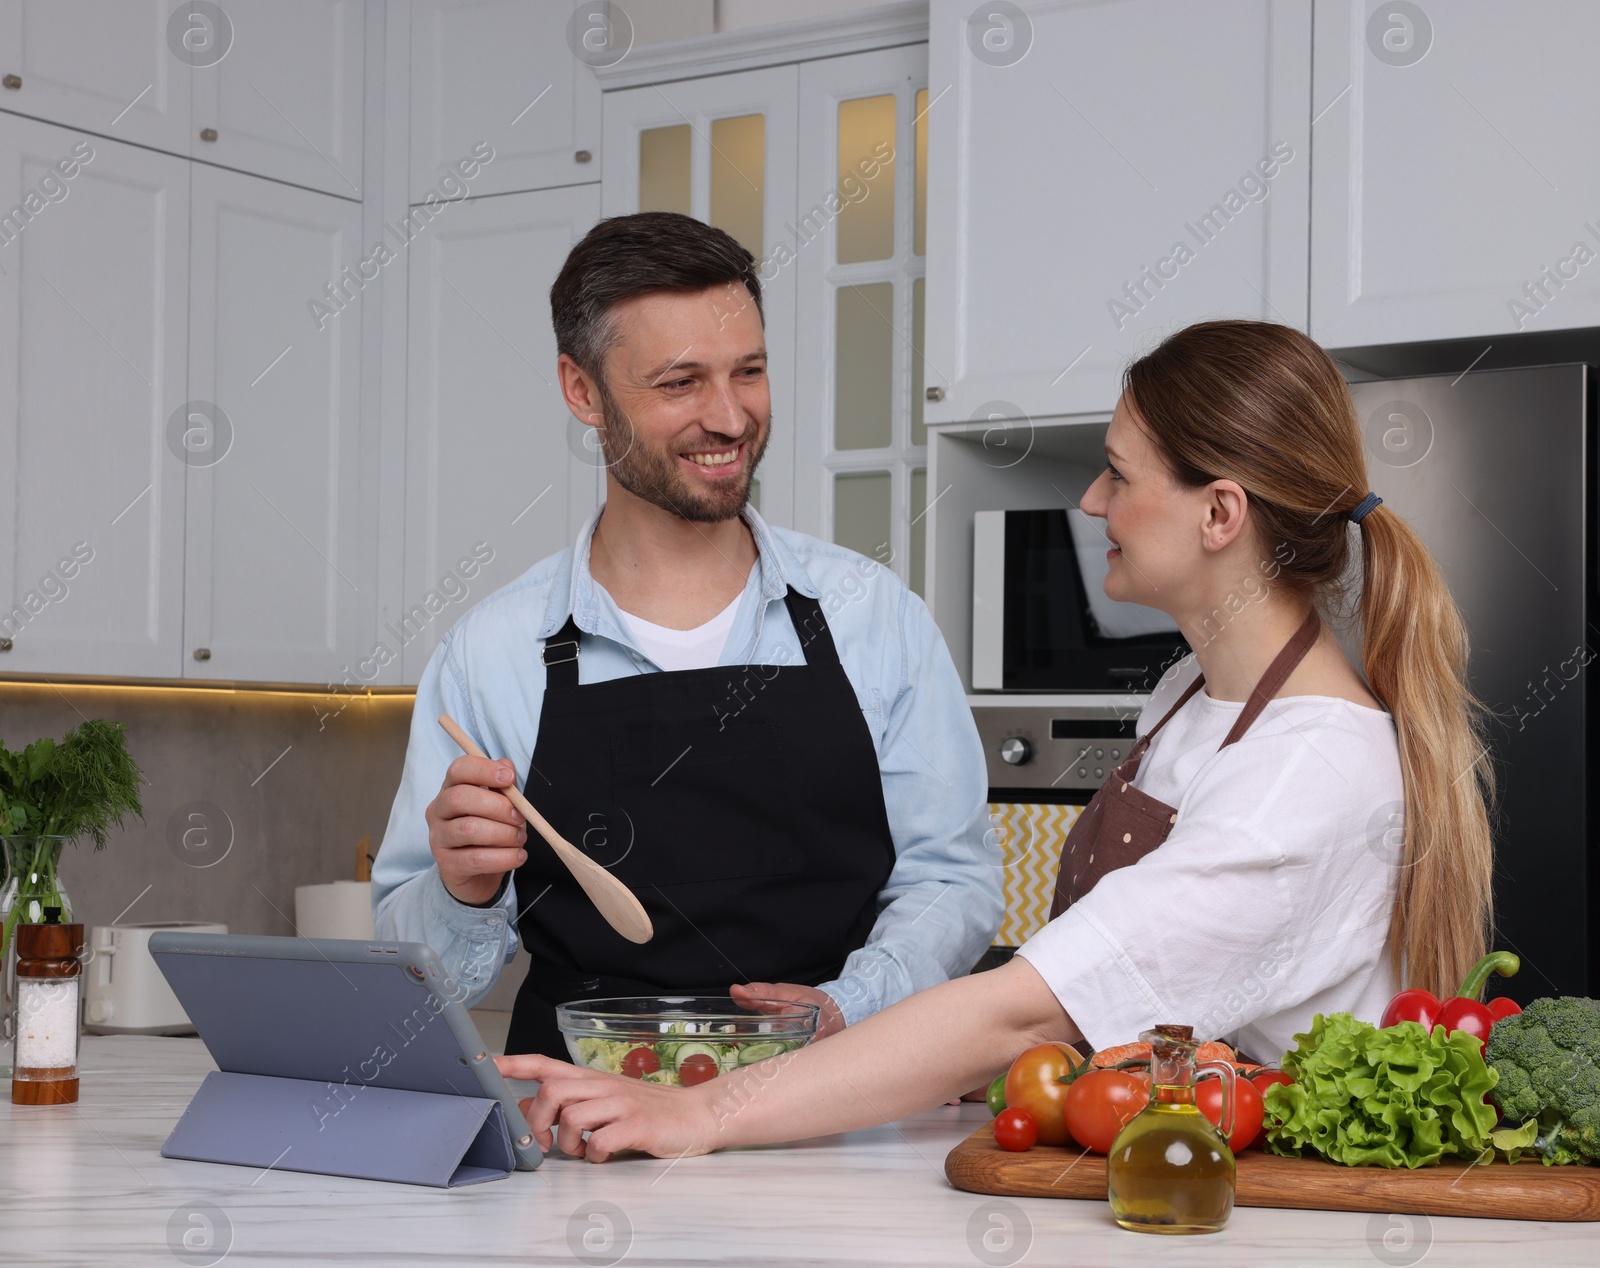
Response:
[1485,996,1600,1166]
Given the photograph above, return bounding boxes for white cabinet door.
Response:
[600,65,799,528]
[923,0,1310,422]
[410,0,601,202]
[402,182,602,683]
[0,0,192,157]
[183,163,370,684]
[0,118,188,678]
[191,0,365,199]
[1311,0,1600,346]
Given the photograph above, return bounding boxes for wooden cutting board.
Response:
[946,1122,1600,1222]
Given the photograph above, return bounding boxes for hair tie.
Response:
[1349,492,1382,525]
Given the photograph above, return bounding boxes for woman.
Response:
[496,320,1495,1162]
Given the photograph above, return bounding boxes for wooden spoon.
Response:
[437,714,653,944]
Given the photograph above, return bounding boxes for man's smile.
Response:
[680,442,744,474]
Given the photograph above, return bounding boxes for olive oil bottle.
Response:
[1105,1024,1236,1234]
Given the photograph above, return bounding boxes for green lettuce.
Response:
[1262,1013,1500,1168]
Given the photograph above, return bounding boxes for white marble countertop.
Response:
[2,1035,1596,1266]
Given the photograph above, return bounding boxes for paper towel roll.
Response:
[294,880,377,940]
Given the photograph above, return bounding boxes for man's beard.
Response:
[595,385,769,524]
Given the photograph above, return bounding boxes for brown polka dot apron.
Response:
[1049,610,1322,916]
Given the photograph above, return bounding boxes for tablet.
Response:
[148,931,543,1171]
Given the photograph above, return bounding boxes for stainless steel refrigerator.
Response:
[1348,364,1594,1001]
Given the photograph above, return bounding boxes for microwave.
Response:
[972,508,1189,693]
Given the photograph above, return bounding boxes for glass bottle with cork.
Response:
[1105,1023,1237,1234]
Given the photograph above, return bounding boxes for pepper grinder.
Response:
[11,908,84,1105]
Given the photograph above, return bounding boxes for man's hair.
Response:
[550,212,764,388]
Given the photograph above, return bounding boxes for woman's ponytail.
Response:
[1357,506,1494,997]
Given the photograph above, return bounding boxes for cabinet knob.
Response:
[925,386,945,402]
[199,127,218,142]
[574,149,592,164]
[193,647,212,662]
[0,637,12,652]
[2,75,20,91]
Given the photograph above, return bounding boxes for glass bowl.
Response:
[556,995,819,1085]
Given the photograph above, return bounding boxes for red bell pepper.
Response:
[1379,951,1521,1049]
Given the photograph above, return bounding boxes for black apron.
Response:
[504,587,898,1058]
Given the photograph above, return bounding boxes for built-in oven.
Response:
[971,702,1141,967]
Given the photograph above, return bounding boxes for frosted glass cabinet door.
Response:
[1311,0,1600,346]
[183,163,371,684]
[0,0,193,158]
[402,183,603,683]
[922,0,1311,422]
[601,65,799,529]
[190,0,366,199]
[0,118,189,678]
[410,0,602,201]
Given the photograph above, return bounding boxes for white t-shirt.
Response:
[619,593,742,672]
[1016,653,1404,1063]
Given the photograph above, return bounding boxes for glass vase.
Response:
[1,836,73,1078]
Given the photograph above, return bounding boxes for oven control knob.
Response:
[999,737,1033,766]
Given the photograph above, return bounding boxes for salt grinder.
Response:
[11,908,84,1105]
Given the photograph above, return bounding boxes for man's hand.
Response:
[730,982,845,1039]
[425,754,528,906]
[495,1054,720,1162]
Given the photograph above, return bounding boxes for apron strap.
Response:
[782,588,843,670]
[1219,607,1322,748]
[541,615,583,690]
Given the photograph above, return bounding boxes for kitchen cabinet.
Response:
[401,181,602,682]
[409,0,601,203]
[191,0,366,199]
[0,0,193,158]
[921,0,1311,423]
[0,1,364,199]
[600,64,799,529]
[182,163,371,684]
[1310,0,1600,347]
[0,115,190,679]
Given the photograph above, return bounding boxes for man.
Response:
[373,212,1001,1059]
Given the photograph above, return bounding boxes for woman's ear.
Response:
[1200,480,1249,554]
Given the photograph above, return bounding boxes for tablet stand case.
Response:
[162,1070,515,1187]
[148,937,529,1188]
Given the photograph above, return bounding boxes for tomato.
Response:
[1249,1069,1293,1094]
[986,1072,1008,1117]
[1062,1070,1149,1154]
[1003,1043,1084,1147]
[1194,1074,1264,1153]
[678,1054,719,1086]
[621,1046,661,1079]
[993,1108,1039,1152]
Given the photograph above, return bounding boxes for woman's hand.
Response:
[494,1055,720,1162]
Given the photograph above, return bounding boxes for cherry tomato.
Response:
[986,1072,1008,1117]
[1004,1043,1085,1147]
[1195,1074,1264,1153]
[994,1107,1039,1152]
[678,1054,719,1086]
[621,1046,661,1079]
[1063,1069,1149,1154]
